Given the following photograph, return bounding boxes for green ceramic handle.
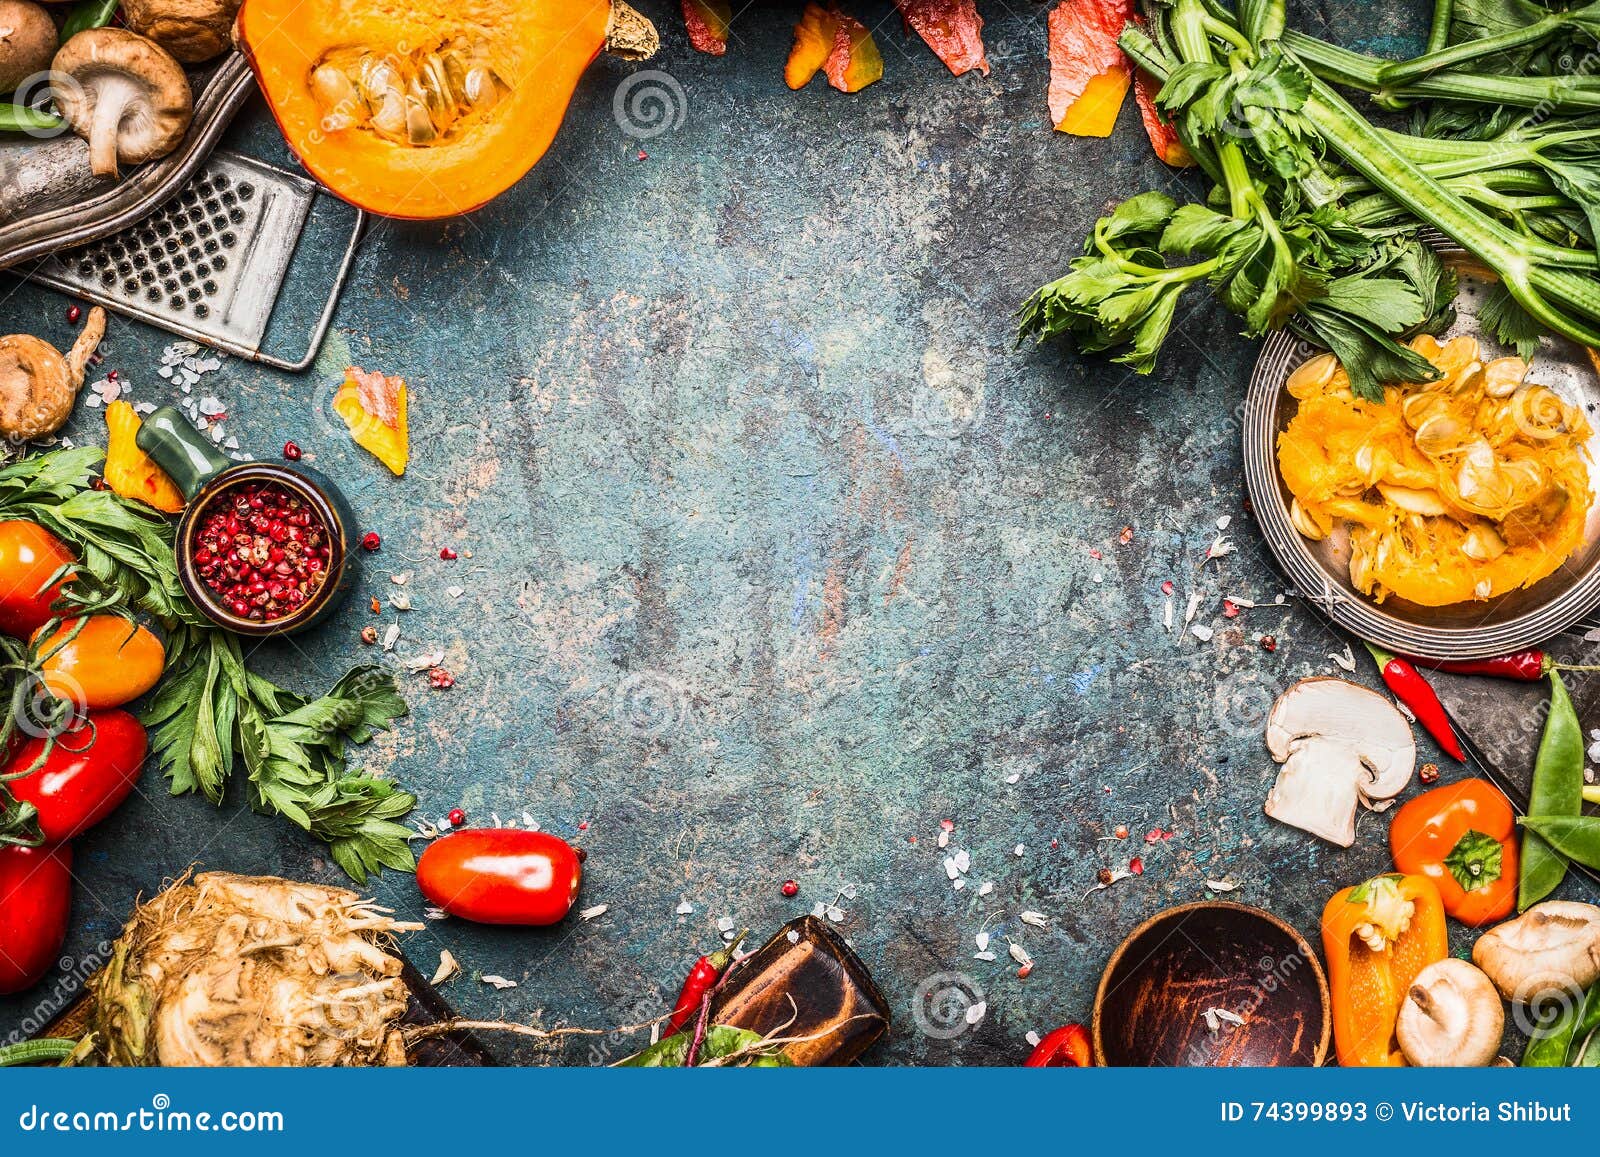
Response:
[135,406,233,501]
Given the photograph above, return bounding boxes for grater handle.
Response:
[137,406,233,501]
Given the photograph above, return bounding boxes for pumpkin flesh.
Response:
[237,0,613,219]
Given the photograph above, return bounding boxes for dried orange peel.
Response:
[1278,335,1593,607]
[103,400,184,513]
[1047,0,1135,137]
[786,3,882,93]
[334,366,409,476]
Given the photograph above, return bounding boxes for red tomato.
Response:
[31,616,165,710]
[0,521,74,639]
[417,829,583,925]
[6,711,147,841]
[0,842,72,995]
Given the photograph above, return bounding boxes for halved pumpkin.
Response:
[236,0,657,219]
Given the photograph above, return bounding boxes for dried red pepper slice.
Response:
[1133,65,1194,166]
[681,0,731,57]
[896,0,989,77]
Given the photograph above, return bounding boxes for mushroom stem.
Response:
[65,307,106,388]
[88,92,126,178]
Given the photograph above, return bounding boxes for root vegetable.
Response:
[119,0,240,64]
[1472,900,1600,1005]
[89,872,423,1066]
[51,29,192,179]
[0,0,55,93]
[1396,958,1504,1067]
[0,305,105,441]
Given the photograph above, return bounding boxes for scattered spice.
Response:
[1096,867,1114,886]
[1119,525,1133,544]
[430,949,461,985]
[1130,856,1145,874]
[361,531,381,551]
[359,625,378,645]
[1420,762,1441,785]
[369,596,381,614]
[781,879,799,897]
[428,667,455,689]
[1113,823,1128,839]
[448,808,465,827]
[1017,962,1034,979]
[282,440,302,461]
[1260,634,1278,652]
[439,547,457,560]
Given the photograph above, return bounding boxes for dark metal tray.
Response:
[0,52,255,271]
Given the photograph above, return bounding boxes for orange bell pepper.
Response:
[1321,873,1448,1067]
[1390,779,1518,927]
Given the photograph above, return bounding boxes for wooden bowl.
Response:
[1093,901,1330,1067]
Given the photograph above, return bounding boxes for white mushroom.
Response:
[1473,901,1600,1005]
[51,29,192,179]
[1396,959,1504,1067]
[1263,677,1415,847]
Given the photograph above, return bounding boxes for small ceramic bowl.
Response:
[137,406,360,636]
[1093,901,1331,1067]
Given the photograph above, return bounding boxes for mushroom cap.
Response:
[0,0,57,92]
[1473,900,1600,1004]
[120,0,241,64]
[0,335,72,442]
[1396,958,1504,1067]
[1263,677,1416,847]
[51,29,192,177]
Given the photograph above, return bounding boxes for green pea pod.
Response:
[61,0,119,41]
[0,106,61,133]
[1520,669,1584,910]
[1522,983,1600,1067]
[1519,815,1600,871]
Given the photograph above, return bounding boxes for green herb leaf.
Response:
[0,448,416,881]
[618,1025,791,1067]
[1479,284,1543,360]
[1443,828,1505,892]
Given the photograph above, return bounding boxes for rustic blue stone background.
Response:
[3,1,1594,1064]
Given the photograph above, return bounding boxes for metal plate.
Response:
[1244,254,1600,660]
[0,55,255,270]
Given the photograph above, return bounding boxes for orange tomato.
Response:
[30,616,165,710]
[1389,779,1518,927]
[0,521,75,639]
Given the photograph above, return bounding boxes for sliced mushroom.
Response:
[1397,959,1504,1067]
[0,306,106,441]
[0,0,56,92]
[51,29,192,179]
[1472,901,1600,1004]
[1263,678,1415,847]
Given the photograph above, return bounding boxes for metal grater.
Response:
[25,151,363,371]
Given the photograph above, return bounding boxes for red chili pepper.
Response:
[1405,649,1548,681]
[1024,1022,1092,1067]
[1405,650,1600,683]
[664,931,746,1037]
[1365,644,1465,762]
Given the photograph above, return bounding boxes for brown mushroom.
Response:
[0,0,55,93]
[0,306,106,442]
[120,0,241,64]
[1396,959,1504,1067]
[1473,900,1600,1004]
[51,29,192,179]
